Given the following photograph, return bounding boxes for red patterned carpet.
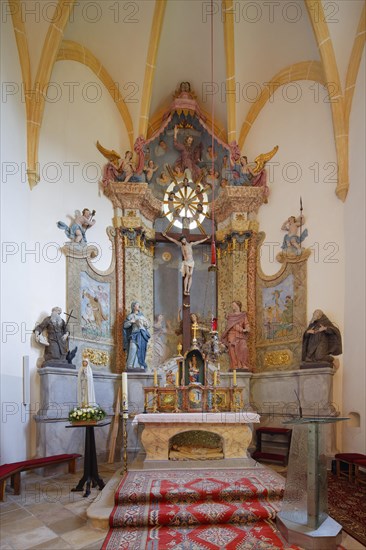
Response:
[328,472,366,546]
[102,468,302,550]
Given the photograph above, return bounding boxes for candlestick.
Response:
[213,370,217,387]
[233,369,237,386]
[122,372,128,410]
[153,368,158,386]
[175,370,179,387]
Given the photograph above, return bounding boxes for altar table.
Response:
[132,412,260,461]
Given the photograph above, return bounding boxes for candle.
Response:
[213,371,217,386]
[233,370,237,385]
[175,371,179,387]
[122,372,128,410]
[153,368,158,386]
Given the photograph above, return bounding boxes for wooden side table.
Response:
[66,421,111,497]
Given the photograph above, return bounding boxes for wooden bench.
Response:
[334,453,366,482]
[0,453,81,501]
[354,458,366,486]
[252,427,292,466]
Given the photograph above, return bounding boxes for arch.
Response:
[305,0,348,201]
[222,0,237,143]
[345,4,366,124]
[138,0,167,138]
[238,61,326,149]
[56,40,134,148]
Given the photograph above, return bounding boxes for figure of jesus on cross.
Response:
[162,233,209,296]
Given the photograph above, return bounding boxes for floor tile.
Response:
[1,516,46,538]
[5,525,57,550]
[61,526,108,549]
[47,514,86,535]
[0,501,22,515]
[0,507,33,526]
[30,535,73,549]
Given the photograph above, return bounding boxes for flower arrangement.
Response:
[68,405,106,423]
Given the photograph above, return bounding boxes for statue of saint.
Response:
[189,354,200,384]
[221,301,250,371]
[173,125,202,182]
[57,209,96,244]
[77,358,97,407]
[123,302,151,371]
[302,310,342,365]
[162,233,209,295]
[34,307,76,367]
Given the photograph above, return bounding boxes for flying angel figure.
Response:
[97,140,145,185]
[57,208,96,244]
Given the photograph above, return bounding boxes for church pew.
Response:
[0,453,81,501]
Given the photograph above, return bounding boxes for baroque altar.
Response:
[35,83,340,462]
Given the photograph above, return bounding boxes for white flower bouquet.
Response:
[68,405,106,423]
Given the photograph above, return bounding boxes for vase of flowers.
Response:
[69,405,106,425]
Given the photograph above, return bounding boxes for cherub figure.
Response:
[281,215,308,254]
[144,159,159,183]
[156,171,171,186]
[57,209,96,244]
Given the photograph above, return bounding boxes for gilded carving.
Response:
[83,347,110,366]
[264,349,293,367]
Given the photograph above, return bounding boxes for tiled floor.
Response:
[0,462,118,550]
[0,461,365,550]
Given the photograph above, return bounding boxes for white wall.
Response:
[247,81,345,433]
[1,23,127,461]
[1,14,32,463]
[343,50,366,453]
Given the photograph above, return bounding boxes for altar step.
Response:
[101,467,303,549]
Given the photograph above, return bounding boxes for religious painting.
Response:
[80,272,110,340]
[262,274,294,341]
[186,386,204,412]
[157,389,177,412]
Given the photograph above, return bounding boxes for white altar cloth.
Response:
[132,412,260,425]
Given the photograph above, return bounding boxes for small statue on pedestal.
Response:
[77,357,97,407]
[34,307,77,368]
[301,309,342,368]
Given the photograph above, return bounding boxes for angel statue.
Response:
[281,215,308,255]
[230,145,278,201]
[97,141,145,185]
[57,208,96,244]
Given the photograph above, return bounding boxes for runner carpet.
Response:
[101,468,302,549]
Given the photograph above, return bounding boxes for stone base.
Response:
[42,360,76,369]
[300,361,333,370]
[276,515,342,550]
[131,453,258,470]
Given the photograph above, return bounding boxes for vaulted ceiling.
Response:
[8,0,366,200]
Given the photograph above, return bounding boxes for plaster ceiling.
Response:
[62,0,321,137]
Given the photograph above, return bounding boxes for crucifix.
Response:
[156,176,212,352]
